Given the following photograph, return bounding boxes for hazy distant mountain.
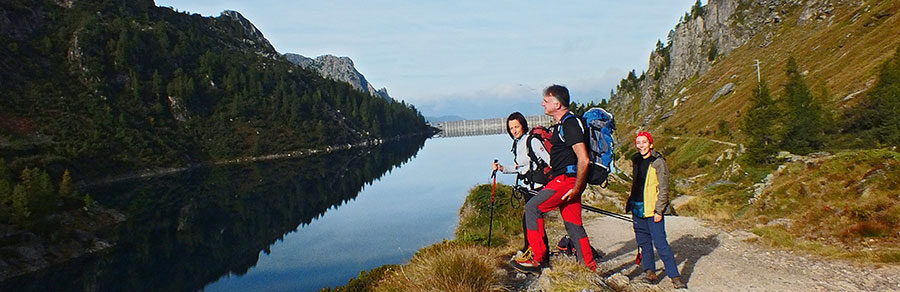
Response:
[284,53,393,102]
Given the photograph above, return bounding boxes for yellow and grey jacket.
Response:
[626,150,670,218]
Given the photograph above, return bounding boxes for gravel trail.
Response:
[582,215,900,292]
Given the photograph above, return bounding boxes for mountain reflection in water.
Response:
[2,136,429,292]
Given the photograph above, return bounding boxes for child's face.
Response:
[635,136,652,156]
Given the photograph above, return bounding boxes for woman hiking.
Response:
[491,112,550,257]
[627,131,687,289]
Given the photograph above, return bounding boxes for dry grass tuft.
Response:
[535,257,611,292]
[375,243,502,292]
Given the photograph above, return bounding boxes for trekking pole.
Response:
[582,204,633,223]
[488,159,498,247]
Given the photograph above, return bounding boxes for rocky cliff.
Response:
[609,0,777,126]
[606,0,895,134]
[219,10,277,58]
[284,53,393,101]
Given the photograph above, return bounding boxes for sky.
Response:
[155,0,698,119]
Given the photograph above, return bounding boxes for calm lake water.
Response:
[3,134,521,292]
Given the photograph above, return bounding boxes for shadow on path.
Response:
[597,239,641,278]
[670,234,719,282]
[597,233,719,283]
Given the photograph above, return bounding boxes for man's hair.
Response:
[543,84,570,107]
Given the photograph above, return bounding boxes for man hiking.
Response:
[511,84,597,273]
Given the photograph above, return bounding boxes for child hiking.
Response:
[627,131,687,289]
[492,112,550,257]
[511,85,597,273]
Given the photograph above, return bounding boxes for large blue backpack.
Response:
[580,108,616,187]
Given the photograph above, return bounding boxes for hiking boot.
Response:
[512,247,534,262]
[640,270,658,284]
[671,277,688,289]
[510,258,542,274]
[509,251,542,275]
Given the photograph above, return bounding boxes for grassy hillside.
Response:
[658,0,899,139]
[606,0,900,262]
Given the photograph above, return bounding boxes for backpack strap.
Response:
[557,112,585,144]
[526,134,550,164]
[558,112,587,175]
[525,135,538,166]
[524,135,538,188]
[511,138,519,166]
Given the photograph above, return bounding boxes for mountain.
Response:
[284,53,393,101]
[0,0,428,179]
[607,0,899,136]
[603,0,900,261]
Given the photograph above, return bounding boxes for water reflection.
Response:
[1,136,427,292]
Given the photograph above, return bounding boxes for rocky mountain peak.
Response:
[608,0,800,126]
[284,53,393,101]
[218,10,275,53]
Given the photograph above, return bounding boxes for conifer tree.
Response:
[12,184,30,223]
[846,45,900,145]
[152,70,163,99]
[742,80,780,164]
[691,0,704,19]
[780,57,825,154]
[0,159,10,212]
[59,169,76,199]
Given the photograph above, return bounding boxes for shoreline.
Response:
[78,131,432,188]
[0,204,126,282]
[2,132,433,284]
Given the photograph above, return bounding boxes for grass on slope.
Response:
[680,148,900,263]
[613,0,900,264]
[650,0,900,143]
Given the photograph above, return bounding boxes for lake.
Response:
[2,134,522,292]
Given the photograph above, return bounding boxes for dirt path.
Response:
[670,136,738,147]
[581,214,900,291]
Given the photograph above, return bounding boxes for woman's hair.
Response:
[506,112,529,139]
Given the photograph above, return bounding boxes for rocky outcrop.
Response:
[608,0,816,126]
[218,10,276,55]
[709,82,735,103]
[284,53,393,101]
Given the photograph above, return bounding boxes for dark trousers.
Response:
[632,214,680,278]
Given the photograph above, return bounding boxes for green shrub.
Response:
[696,158,711,168]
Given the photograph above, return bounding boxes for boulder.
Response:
[709,83,735,103]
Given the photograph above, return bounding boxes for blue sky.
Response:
[155,0,698,119]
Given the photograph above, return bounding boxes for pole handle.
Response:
[491,159,498,178]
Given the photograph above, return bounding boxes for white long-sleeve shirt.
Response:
[500,134,550,176]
